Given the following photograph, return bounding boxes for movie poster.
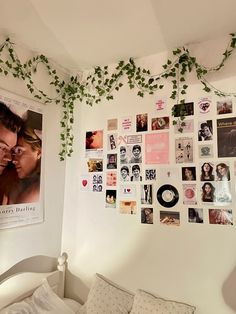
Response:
[0,88,43,230]
[217,117,236,157]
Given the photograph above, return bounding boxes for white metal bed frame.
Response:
[0,253,67,310]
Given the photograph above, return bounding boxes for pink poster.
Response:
[145,133,169,164]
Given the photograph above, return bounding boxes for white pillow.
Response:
[83,273,134,314]
[130,290,196,314]
[0,280,75,314]
[63,298,82,313]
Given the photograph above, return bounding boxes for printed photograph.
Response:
[217,117,236,157]
[119,201,137,214]
[129,144,142,163]
[188,208,203,223]
[217,99,233,115]
[106,171,117,187]
[130,164,142,181]
[92,174,103,185]
[0,91,44,230]
[119,145,130,164]
[145,169,156,181]
[107,153,117,170]
[160,211,180,226]
[200,162,215,181]
[107,133,117,150]
[92,173,103,192]
[107,118,118,131]
[86,130,103,150]
[214,182,232,205]
[141,184,153,205]
[120,165,130,182]
[209,209,233,225]
[198,120,213,141]
[92,184,103,192]
[174,119,194,134]
[105,190,117,208]
[182,167,196,181]
[87,158,103,172]
[215,162,230,181]
[198,144,213,158]
[141,208,153,224]
[151,116,169,130]
[175,138,193,163]
[172,102,194,117]
[136,113,148,132]
[201,182,215,203]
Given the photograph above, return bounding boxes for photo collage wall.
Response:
[81,97,235,227]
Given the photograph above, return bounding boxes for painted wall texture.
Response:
[62,37,236,314]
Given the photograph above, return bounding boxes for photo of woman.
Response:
[201,182,215,203]
[182,167,196,181]
[200,162,214,181]
[216,163,230,181]
[198,121,213,141]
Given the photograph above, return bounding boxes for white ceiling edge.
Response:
[0,0,236,73]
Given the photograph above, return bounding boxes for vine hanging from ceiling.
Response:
[0,34,235,160]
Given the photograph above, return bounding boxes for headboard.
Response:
[0,253,67,310]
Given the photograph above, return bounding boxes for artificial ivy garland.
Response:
[0,34,235,160]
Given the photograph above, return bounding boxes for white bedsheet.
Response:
[0,280,77,314]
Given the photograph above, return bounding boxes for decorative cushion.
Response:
[0,280,75,314]
[83,273,134,314]
[130,290,196,314]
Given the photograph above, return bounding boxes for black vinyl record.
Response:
[157,184,179,208]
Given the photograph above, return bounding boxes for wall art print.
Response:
[0,88,43,230]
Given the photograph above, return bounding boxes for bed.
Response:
[0,253,83,313]
[0,254,196,314]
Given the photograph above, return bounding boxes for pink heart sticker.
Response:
[82,180,88,187]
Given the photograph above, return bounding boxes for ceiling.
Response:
[1,0,236,72]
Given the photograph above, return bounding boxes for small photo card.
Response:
[145,169,156,181]
[119,201,137,214]
[107,118,118,131]
[188,208,203,223]
[141,208,153,224]
[105,190,117,208]
[209,209,233,225]
[106,171,117,187]
[160,211,180,226]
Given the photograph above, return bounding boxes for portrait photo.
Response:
[217,99,232,115]
[198,120,213,141]
[141,208,153,224]
[136,113,148,132]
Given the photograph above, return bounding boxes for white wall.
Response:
[61,36,236,314]
[0,48,66,272]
